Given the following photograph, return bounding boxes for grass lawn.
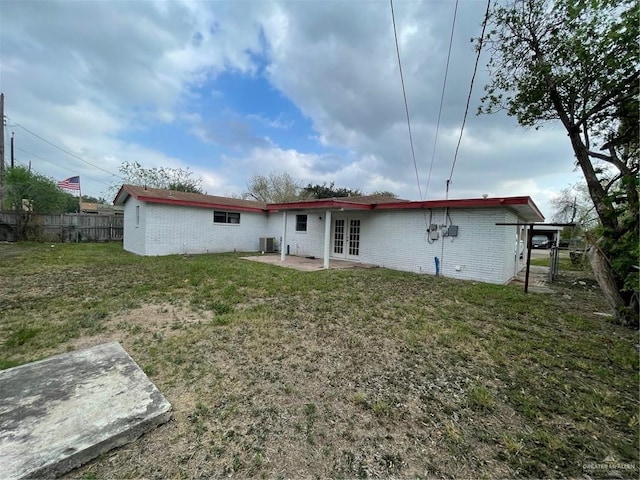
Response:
[0,242,637,479]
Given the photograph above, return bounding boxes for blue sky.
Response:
[121,72,321,160]
[0,0,583,215]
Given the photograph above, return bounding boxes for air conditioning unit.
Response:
[259,237,276,253]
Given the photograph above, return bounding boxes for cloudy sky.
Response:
[0,0,583,216]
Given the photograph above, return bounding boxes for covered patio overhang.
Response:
[269,195,544,270]
[268,199,379,270]
[275,208,351,269]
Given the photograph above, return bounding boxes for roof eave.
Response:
[139,196,266,213]
[112,184,266,211]
[267,200,373,212]
[113,186,544,222]
[368,196,545,221]
[112,185,131,206]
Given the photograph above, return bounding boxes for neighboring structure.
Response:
[114,185,544,284]
[531,224,564,247]
[80,202,124,216]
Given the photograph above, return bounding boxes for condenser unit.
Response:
[259,237,276,253]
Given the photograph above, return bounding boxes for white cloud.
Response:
[1,0,271,197]
[221,146,412,197]
[0,0,582,209]
[246,113,294,130]
[253,1,580,204]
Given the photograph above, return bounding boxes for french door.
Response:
[332,218,360,259]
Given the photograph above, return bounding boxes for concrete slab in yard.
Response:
[242,254,377,272]
[0,342,172,479]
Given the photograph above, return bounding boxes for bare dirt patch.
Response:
[65,303,213,352]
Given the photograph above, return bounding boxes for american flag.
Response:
[57,176,80,191]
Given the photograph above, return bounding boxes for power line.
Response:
[424,0,459,200]
[6,116,123,180]
[390,0,422,200]
[14,146,113,187]
[447,0,491,196]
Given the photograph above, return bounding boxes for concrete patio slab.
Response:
[0,342,172,480]
[242,254,377,272]
[511,264,555,293]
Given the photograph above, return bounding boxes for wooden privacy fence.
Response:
[0,211,123,243]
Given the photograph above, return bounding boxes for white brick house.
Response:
[114,185,544,284]
[114,185,280,256]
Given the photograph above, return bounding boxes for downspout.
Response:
[513,225,519,279]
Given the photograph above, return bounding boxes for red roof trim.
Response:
[267,196,543,220]
[374,196,544,220]
[139,196,266,213]
[375,196,527,209]
[114,184,543,221]
[114,185,266,212]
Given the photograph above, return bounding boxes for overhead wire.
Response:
[446,0,492,197]
[6,116,123,180]
[438,0,491,273]
[14,146,113,187]
[389,0,422,200]
[424,0,459,200]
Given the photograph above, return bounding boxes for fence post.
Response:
[549,246,559,282]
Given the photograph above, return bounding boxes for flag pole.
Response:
[77,177,82,243]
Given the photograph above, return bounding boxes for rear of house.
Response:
[115,185,543,284]
[271,196,541,284]
[115,185,279,256]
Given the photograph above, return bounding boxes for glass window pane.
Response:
[296,214,307,232]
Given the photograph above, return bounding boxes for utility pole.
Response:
[0,93,5,211]
[10,131,14,168]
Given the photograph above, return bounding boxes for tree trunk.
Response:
[586,241,626,321]
[567,131,618,231]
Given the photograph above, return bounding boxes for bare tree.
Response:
[551,182,597,228]
[107,161,203,198]
[246,172,300,203]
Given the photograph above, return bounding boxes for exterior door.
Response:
[332,218,360,259]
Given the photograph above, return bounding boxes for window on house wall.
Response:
[135,205,140,226]
[296,214,307,232]
[214,211,241,224]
